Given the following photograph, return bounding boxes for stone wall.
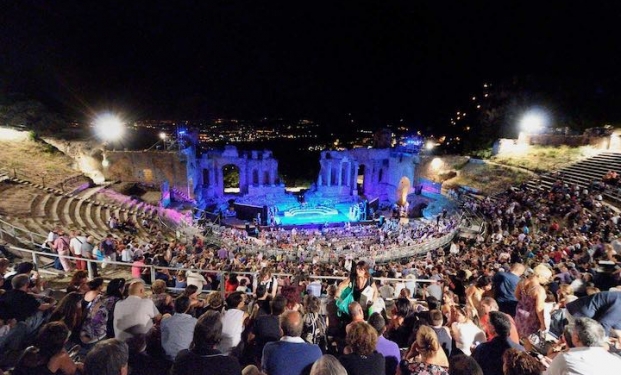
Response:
[103,150,194,197]
[315,148,419,202]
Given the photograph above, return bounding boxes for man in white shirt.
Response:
[113,280,161,353]
[42,226,59,252]
[543,317,621,375]
[69,230,87,270]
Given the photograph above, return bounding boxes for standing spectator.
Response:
[171,310,242,375]
[131,255,146,279]
[81,236,98,277]
[161,295,197,361]
[262,310,322,375]
[53,229,73,273]
[41,225,60,252]
[492,263,524,317]
[70,230,87,271]
[100,235,116,268]
[302,295,327,350]
[515,264,552,338]
[472,311,524,375]
[253,267,279,299]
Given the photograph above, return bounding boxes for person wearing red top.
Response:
[224,273,239,295]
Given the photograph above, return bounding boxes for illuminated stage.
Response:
[272,202,364,226]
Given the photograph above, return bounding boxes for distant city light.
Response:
[94,113,124,142]
[472,96,476,100]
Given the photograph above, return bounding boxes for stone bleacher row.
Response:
[0,173,164,244]
[526,151,621,204]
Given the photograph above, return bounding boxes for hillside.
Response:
[0,129,78,187]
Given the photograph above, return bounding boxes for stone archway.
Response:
[222,164,241,194]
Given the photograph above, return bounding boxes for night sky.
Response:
[2,1,621,131]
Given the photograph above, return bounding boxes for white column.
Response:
[338,162,343,186]
[327,161,332,186]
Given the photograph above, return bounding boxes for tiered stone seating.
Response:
[1,175,176,246]
[526,151,621,204]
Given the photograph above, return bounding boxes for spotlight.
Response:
[94,113,124,142]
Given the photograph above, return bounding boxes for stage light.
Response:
[94,113,124,141]
[520,110,548,134]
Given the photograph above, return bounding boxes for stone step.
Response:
[48,194,63,222]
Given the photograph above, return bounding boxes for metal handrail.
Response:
[4,245,439,298]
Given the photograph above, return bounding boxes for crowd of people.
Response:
[1,173,621,375]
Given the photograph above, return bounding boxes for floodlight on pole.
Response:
[520,110,548,134]
[94,113,124,142]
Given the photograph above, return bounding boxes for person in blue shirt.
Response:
[262,310,322,375]
[492,263,525,317]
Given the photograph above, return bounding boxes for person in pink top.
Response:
[131,255,146,279]
[53,229,73,273]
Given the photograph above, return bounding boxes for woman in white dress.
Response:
[450,305,486,356]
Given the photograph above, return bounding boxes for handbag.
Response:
[336,285,354,316]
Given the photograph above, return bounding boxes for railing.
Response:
[0,217,47,245]
[1,205,460,272]
[5,245,438,298]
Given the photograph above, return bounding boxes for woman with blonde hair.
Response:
[515,263,552,338]
[311,354,347,375]
[398,325,449,375]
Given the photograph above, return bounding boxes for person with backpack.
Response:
[302,295,328,353]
